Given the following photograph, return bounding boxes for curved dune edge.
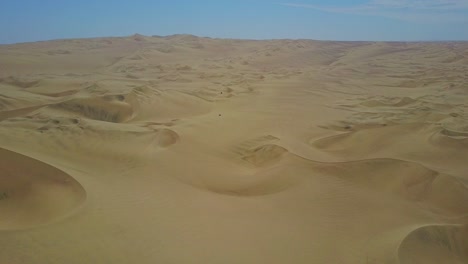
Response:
[0,105,46,122]
[206,162,303,196]
[155,128,179,148]
[311,123,422,153]
[0,147,86,231]
[398,223,468,264]
[0,76,40,88]
[175,143,298,197]
[192,145,468,213]
[438,124,468,141]
[440,128,468,138]
[53,93,137,123]
[242,144,288,167]
[176,138,468,204]
[359,96,417,107]
[429,130,468,149]
[47,85,212,124]
[213,144,294,196]
[313,158,468,215]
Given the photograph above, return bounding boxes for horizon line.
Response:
[1,33,468,46]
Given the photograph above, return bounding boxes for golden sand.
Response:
[0,35,467,263]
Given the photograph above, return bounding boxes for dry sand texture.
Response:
[0,34,467,263]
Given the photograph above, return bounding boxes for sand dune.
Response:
[54,94,136,123]
[399,223,468,264]
[0,34,467,263]
[0,147,85,230]
[314,158,468,215]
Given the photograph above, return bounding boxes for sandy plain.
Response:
[0,34,467,263]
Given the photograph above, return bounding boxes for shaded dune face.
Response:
[435,121,468,146]
[198,151,468,214]
[155,128,179,148]
[0,148,86,230]
[54,94,136,123]
[359,96,417,107]
[242,144,288,167]
[205,138,294,195]
[398,224,468,264]
[312,123,422,153]
[180,139,468,206]
[176,141,298,196]
[204,162,303,197]
[0,76,40,88]
[315,158,468,215]
[0,105,45,122]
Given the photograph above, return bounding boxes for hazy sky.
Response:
[1,0,468,43]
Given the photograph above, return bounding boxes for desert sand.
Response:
[0,34,467,263]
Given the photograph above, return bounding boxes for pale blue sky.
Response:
[1,0,467,44]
